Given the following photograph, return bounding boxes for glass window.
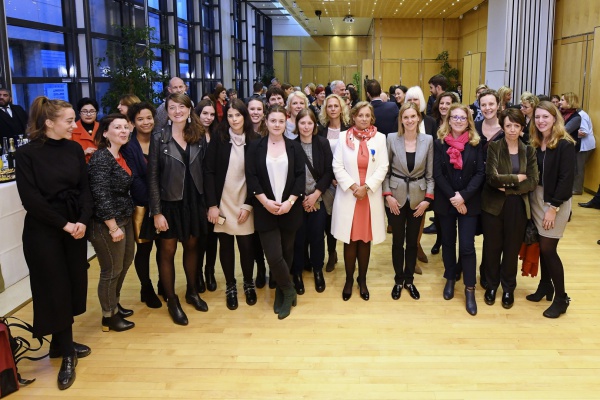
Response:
[89,0,121,35]
[148,0,159,10]
[8,26,66,78]
[149,13,161,42]
[5,0,62,25]
[180,63,189,79]
[12,83,69,108]
[176,0,187,20]
[178,23,189,50]
[92,38,119,77]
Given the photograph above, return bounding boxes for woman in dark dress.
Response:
[121,102,162,308]
[148,93,209,326]
[15,96,93,390]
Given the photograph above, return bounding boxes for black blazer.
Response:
[371,99,399,135]
[0,104,28,140]
[538,139,576,208]
[121,130,150,207]
[422,113,438,137]
[317,121,350,138]
[245,136,305,232]
[204,131,259,209]
[294,135,334,194]
[433,139,485,216]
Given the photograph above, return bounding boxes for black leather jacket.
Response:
[148,126,205,216]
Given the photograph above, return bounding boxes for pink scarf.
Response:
[444,132,470,170]
[346,125,377,150]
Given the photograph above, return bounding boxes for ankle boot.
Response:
[196,271,206,293]
[526,281,554,302]
[443,279,455,300]
[255,265,266,289]
[243,280,257,306]
[117,303,134,318]
[465,287,477,316]
[278,286,297,320]
[205,269,217,292]
[543,294,570,318]
[293,273,305,295]
[325,250,338,272]
[167,296,188,325]
[185,289,209,312]
[225,284,238,310]
[141,283,163,308]
[101,313,135,332]
[273,287,283,314]
[57,354,77,390]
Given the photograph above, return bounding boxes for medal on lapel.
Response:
[370,148,376,162]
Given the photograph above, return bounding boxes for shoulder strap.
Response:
[302,143,321,182]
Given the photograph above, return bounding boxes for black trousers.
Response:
[259,228,296,290]
[438,211,478,287]
[389,201,423,284]
[481,195,527,292]
[217,233,254,286]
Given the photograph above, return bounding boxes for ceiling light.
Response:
[343,15,355,23]
[292,1,297,7]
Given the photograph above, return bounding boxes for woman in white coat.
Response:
[331,101,388,301]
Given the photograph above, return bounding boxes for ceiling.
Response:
[247,0,487,36]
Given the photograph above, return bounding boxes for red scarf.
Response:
[444,132,470,170]
[561,108,576,122]
[346,125,377,150]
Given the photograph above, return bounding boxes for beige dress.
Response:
[214,133,254,235]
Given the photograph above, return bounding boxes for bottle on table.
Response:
[7,138,16,169]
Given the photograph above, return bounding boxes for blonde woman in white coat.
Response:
[331,101,389,301]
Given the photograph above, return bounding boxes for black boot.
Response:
[167,296,189,325]
[278,286,297,320]
[314,270,326,293]
[268,273,276,289]
[465,287,477,316]
[141,284,162,308]
[185,289,209,312]
[196,273,206,294]
[101,313,135,332]
[205,269,217,292]
[325,250,337,272]
[255,265,266,289]
[243,280,257,306]
[293,273,305,295]
[526,281,554,302]
[117,303,134,318]
[225,284,238,310]
[57,354,77,390]
[543,294,570,318]
[273,287,283,314]
[50,342,91,359]
[443,279,455,300]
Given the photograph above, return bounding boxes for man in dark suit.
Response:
[0,88,28,141]
[367,80,398,135]
[244,82,265,103]
[426,74,448,116]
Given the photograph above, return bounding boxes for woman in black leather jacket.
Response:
[148,93,209,326]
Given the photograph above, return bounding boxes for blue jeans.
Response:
[438,211,478,287]
[292,203,327,274]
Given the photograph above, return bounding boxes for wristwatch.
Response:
[547,203,560,212]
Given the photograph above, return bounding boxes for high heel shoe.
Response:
[243,280,257,306]
[140,284,162,308]
[225,284,238,310]
[465,287,477,316]
[526,281,554,302]
[117,303,134,318]
[342,277,353,301]
[357,277,369,301]
[185,290,209,312]
[543,293,570,318]
[278,286,297,320]
[167,296,188,325]
[101,313,135,332]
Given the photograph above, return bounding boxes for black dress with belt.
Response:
[15,138,93,338]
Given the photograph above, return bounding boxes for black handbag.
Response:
[523,219,539,245]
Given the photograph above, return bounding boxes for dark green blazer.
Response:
[482,139,538,218]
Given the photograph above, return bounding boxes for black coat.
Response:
[371,99,399,135]
[317,121,350,138]
[0,104,28,140]
[422,113,438,137]
[121,131,150,207]
[245,136,305,232]
[433,139,485,216]
[204,131,259,208]
[295,135,334,194]
[537,139,576,208]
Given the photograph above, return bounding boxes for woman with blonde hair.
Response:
[284,91,309,139]
[497,86,513,111]
[526,101,576,318]
[433,103,485,315]
[519,91,539,143]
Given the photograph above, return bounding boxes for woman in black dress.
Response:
[15,96,93,390]
[148,93,209,326]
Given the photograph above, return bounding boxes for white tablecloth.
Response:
[0,181,28,292]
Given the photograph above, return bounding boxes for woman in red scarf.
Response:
[331,102,389,301]
[433,103,485,315]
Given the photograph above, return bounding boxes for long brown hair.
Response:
[529,101,576,149]
[27,96,73,141]
[165,93,203,144]
[293,108,318,137]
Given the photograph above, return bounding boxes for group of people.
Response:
[12,72,585,390]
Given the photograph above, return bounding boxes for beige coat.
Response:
[331,131,389,244]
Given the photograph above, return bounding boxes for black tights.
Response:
[218,233,255,286]
[134,240,159,288]
[51,325,74,357]
[343,240,371,293]
[158,236,199,299]
[538,236,565,297]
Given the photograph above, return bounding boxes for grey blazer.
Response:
[383,132,434,209]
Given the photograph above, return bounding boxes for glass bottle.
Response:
[7,138,16,169]
[1,137,8,170]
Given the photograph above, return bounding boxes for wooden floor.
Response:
[8,193,600,399]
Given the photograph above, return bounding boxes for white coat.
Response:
[331,131,389,244]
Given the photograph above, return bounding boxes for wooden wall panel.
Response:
[423,38,443,59]
[302,67,314,84]
[274,37,301,51]
[315,67,330,87]
[303,51,329,65]
[330,66,343,82]
[401,61,420,87]
[288,51,301,85]
[301,37,329,52]
[422,19,444,38]
[330,51,359,66]
[382,61,400,92]
[584,27,600,191]
[273,51,286,83]
[469,53,482,105]
[559,0,600,38]
[557,41,584,96]
[463,56,473,105]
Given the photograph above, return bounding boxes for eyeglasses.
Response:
[450,115,467,122]
[80,110,97,115]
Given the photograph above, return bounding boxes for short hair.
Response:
[405,86,427,113]
[293,108,318,137]
[550,94,560,102]
[478,89,500,106]
[76,97,99,112]
[266,86,285,101]
[314,86,325,96]
[560,92,579,109]
[520,91,539,108]
[437,103,480,146]
[500,107,526,129]
[281,83,293,91]
[227,88,237,97]
[397,102,422,136]
[538,94,551,102]
[95,113,129,148]
[285,91,309,114]
[253,82,263,92]
[350,101,376,127]
[127,101,156,122]
[366,80,382,98]
[119,94,141,107]
[330,80,345,94]
[428,74,448,90]
[530,101,576,149]
[0,88,11,96]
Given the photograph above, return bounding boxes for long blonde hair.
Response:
[437,103,480,146]
[318,94,350,127]
[529,101,576,149]
[397,102,422,136]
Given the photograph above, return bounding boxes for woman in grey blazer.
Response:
[383,102,434,300]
